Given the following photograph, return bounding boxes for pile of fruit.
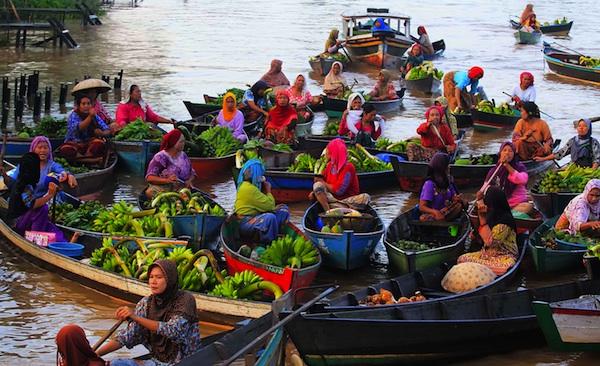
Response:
[323,120,340,136]
[348,144,392,172]
[476,100,515,116]
[541,228,600,249]
[54,157,91,174]
[320,222,343,233]
[209,88,246,106]
[454,154,496,166]
[241,234,319,269]
[88,200,173,238]
[341,89,372,102]
[392,239,436,252]
[149,188,226,217]
[360,288,427,306]
[54,200,105,230]
[374,137,420,153]
[536,164,600,193]
[115,119,163,141]
[16,116,68,139]
[579,56,600,69]
[287,153,328,174]
[89,238,283,299]
[543,17,569,26]
[178,125,242,158]
[405,61,444,81]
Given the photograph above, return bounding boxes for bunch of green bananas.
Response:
[536,164,600,193]
[209,270,283,300]
[579,56,600,68]
[406,61,444,80]
[348,144,392,172]
[115,119,163,141]
[90,201,173,238]
[287,153,318,173]
[259,235,319,269]
[151,188,226,217]
[199,126,243,157]
[374,137,420,153]
[323,120,340,136]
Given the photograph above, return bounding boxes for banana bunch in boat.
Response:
[90,200,173,237]
[348,144,392,172]
[374,137,420,153]
[536,164,600,193]
[209,270,283,300]
[476,100,515,116]
[406,61,444,80]
[115,119,163,141]
[150,188,226,217]
[255,234,319,269]
[287,153,326,174]
[579,56,600,68]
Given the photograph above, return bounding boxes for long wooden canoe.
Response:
[471,108,520,132]
[183,100,221,119]
[543,42,600,84]
[528,217,587,273]
[404,74,441,94]
[514,30,542,45]
[62,153,118,197]
[510,18,573,36]
[113,139,160,176]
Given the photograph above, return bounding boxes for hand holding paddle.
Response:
[92,319,125,352]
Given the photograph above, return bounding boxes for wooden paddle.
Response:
[219,285,339,366]
[92,319,124,352]
[551,42,586,57]
[340,45,353,63]
[500,92,555,120]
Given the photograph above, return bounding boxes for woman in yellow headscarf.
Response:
[215,92,248,142]
[324,28,345,54]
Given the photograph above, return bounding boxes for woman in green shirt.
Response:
[235,159,289,243]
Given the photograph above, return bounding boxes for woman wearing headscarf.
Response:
[235,159,290,243]
[310,138,370,211]
[287,74,319,121]
[353,104,384,147]
[442,66,485,113]
[555,179,600,236]
[369,70,398,101]
[263,89,298,144]
[241,80,271,121]
[323,61,347,99]
[416,26,435,55]
[215,91,247,143]
[407,106,456,162]
[480,142,532,215]
[144,129,194,199]
[324,28,345,54]
[534,119,600,169]
[418,152,465,221]
[512,101,553,161]
[338,92,364,137]
[7,136,77,198]
[400,44,424,76]
[260,59,290,88]
[511,72,536,104]
[371,17,393,34]
[96,259,201,365]
[115,85,173,130]
[7,152,66,241]
[59,95,112,162]
[56,324,107,366]
[520,4,535,25]
[458,186,518,275]
[434,96,459,137]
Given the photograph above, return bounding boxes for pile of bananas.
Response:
[209,270,283,300]
[454,154,496,166]
[115,119,163,141]
[258,235,319,269]
[476,100,515,116]
[150,188,226,217]
[348,144,392,172]
[91,201,173,238]
[287,153,327,174]
[374,137,420,153]
[536,164,600,193]
[54,200,105,231]
[579,56,600,68]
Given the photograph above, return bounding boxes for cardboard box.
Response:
[25,231,57,247]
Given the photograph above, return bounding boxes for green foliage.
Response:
[18,116,67,138]
[114,119,162,141]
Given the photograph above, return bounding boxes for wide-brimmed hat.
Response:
[71,78,111,96]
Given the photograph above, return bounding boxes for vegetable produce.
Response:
[255,234,319,269]
[541,228,600,250]
[209,88,246,106]
[405,61,444,81]
[453,154,496,166]
[54,200,104,230]
[287,153,327,174]
[18,116,68,139]
[476,100,515,116]
[150,188,226,217]
[360,288,426,306]
[323,120,340,136]
[536,164,600,193]
[178,125,242,158]
[392,239,436,252]
[54,157,91,174]
[579,56,600,68]
[115,119,163,141]
[374,137,420,153]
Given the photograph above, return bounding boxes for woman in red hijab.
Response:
[310,138,371,211]
[56,324,107,366]
[263,89,298,144]
[416,25,434,55]
[260,59,290,88]
[511,71,536,105]
[144,129,195,198]
[407,106,456,162]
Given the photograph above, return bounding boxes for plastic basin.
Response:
[48,242,85,258]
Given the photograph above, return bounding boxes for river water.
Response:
[1,0,599,364]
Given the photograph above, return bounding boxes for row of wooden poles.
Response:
[0,70,124,129]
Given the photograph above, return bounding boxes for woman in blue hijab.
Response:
[371,17,394,34]
[534,118,600,168]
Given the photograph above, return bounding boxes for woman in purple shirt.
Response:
[215,91,247,143]
[419,152,465,221]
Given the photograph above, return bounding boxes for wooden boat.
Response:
[543,42,600,84]
[471,108,520,131]
[341,9,413,69]
[531,187,577,219]
[284,275,600,364]
[510,18,573,36]
[322,89,405,118]
[308,55,349,76]
[220,219,321,292]
[62,152,118,197]
[528,217,587,273]
[534,295,600,352]
[113,139,160,176]
[302,202,384,271]
[367,89,405,113]
[0,217,271,325]
[469,204,544,233]
[182,100,221,119]
[383,207,470,274]
[2,136,63,160]
[190,153,237,181]
[404,74,441,94]
[391,152,556,193]
[453,112,473,128]
[514,30,542,44]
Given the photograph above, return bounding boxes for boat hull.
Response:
[113,140,160,176]
[303,202,384,271]
[471,108,520,131]
[514,30,542,44]
[540,21,573,35]
[453,113,473,128]
[183,100,221,118]
[543,43,600,84]
[531,189,578,218]
[405,75,441,94]
[528,217,586,273]
[190,154,236,180]
[346,36,411,69]
[62,154,118,197]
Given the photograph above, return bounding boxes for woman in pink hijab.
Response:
[260,59,290,88]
